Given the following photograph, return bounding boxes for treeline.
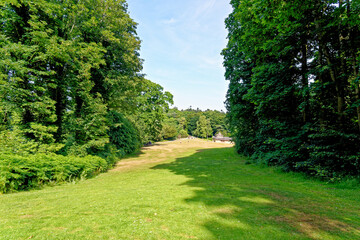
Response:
[0,0,172,192]
[223,0,360,181]
[160,108,228,140]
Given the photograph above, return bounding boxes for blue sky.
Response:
[127,0,232,111]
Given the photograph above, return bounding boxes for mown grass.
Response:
[0,139,359,240]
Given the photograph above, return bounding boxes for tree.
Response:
[161,124,177,140]
[193,115,212,139]
[203,110,227,135]
[107,111,141,158]
[223,0,360,178]
[178,117,187,131]
[130,79,173,143]
[163,108,227,139]
[178,129,189,138]
[0,0,170,157]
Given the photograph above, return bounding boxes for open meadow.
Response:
[0,139,359,240]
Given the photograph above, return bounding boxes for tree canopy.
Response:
[0,0,172,157]
[162,108,228,140]
[223,0,360,180]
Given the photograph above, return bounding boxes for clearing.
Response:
[0,139,359,240]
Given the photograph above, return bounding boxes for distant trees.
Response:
[161,108,228,139]
[193,115,212,139]
[223,0,360,180]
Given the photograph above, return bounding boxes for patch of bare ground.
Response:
[212,207,237,215]
[41,227,67,231]
[254,189,359,239]
[111,139,233,171]
[272,210,360,239]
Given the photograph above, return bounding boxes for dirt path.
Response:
[111,139,234,171]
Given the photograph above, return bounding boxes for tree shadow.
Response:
[118,143,164,160]
[152,148,360,240]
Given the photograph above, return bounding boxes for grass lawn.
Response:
[0,139,359,240]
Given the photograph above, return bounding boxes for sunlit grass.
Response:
[0,139,359,239]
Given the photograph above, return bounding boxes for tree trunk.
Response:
[321,42,344,123]
[301,40,309,123]
[54,85,65,142]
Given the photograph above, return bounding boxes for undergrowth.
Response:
[0,153,109,193]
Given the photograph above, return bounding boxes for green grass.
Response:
[0,140,359,240]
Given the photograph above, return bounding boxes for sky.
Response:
[127,0,232,111]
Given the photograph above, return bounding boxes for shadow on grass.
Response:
[152,147,360,240]
[120,143,166,160]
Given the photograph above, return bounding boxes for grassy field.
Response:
[0,139,359,240]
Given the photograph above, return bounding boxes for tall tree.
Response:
[194,115,212,139]
[223,0,360,178]
[129,79,173,143]
[0,0,168,156]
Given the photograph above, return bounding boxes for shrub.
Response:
[0,153,108,193]
[107,111,141,156]
[299,129,360,181]
[0,111,145,194]
[178,129,189,138]
[161,124,178,140]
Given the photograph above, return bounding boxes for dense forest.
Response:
[223,0,360,181]
[0,0,176,192]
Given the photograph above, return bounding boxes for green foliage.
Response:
[0,153,108,193]
[223,0,360,179]
[297,128,360,181]
[0,0,154,156]
[163,108,228,139]
[0,129,64,155]
[107,111,141,157]
[193,115,212,139]
[0,0,173,161]
[178,129,189,138]
[0,0,176,194]
[161,124,178,140]
[130,79,173,143]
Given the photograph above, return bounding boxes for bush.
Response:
[0,111,145,194]
[298,129,360,181]
[107,111,141,156]
[161,124,178,140]
[178,129,189,138]
[0,153,108,193]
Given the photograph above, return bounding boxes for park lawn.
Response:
[0,139,359,240]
